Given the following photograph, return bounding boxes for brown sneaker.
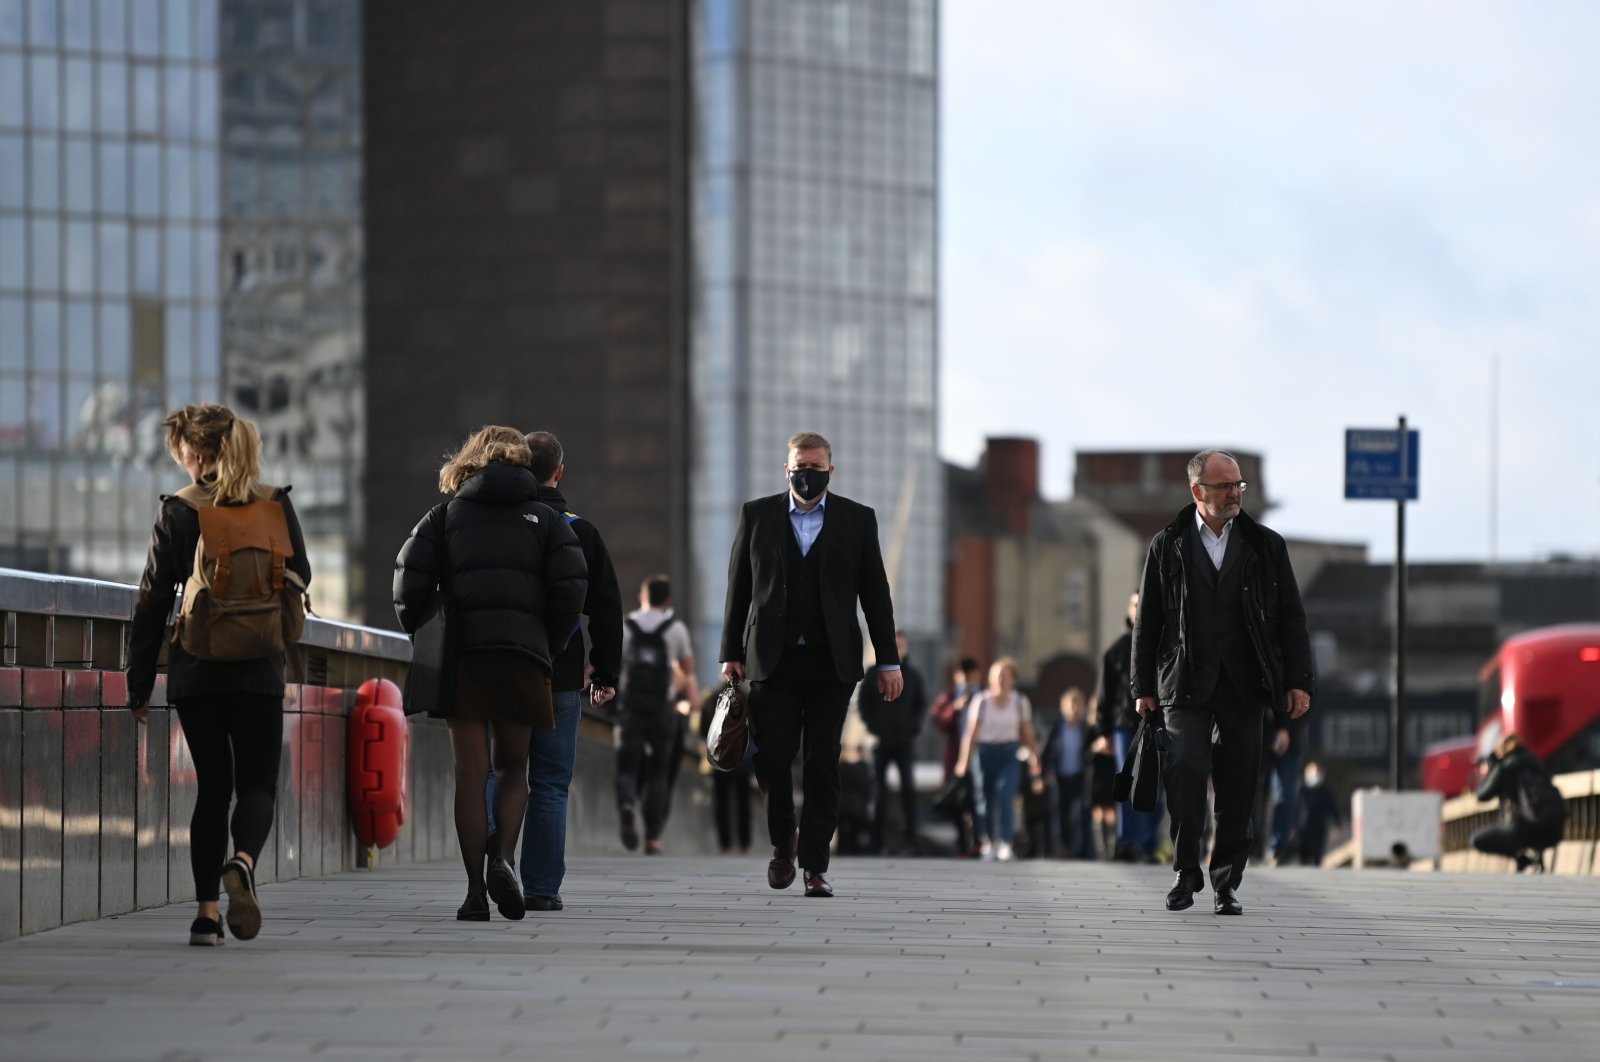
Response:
[803,871,833,898]
[767,830,798,890]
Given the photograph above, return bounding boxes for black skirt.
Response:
[453,649,554,729]
[1089,752,1118,807]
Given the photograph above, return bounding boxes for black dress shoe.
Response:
[457,890,490,921]
[486,858,526,920]
[767,831,799,890]
[1214,887,1243,916]
[524,894,564,911]
[803,871,833,898]
[1165,870,1203,911]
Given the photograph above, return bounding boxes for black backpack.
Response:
[624,614,674,703]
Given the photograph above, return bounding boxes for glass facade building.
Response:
[0,0,361,618]
[690,0,942,660]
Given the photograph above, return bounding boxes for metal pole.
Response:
[1393,414,1408,791]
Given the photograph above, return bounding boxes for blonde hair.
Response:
[989,657,1018,690]
[1495,733,1524,760]
[787,431,832,461]
[163,403,263,504]
[438,425,532,494]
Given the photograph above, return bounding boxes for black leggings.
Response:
[175,694,284,901]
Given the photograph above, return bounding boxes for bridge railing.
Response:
[0,567,716,942]
[1437,769,1600,876]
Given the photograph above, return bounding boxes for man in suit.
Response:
[720,431,903,898]
[1131,449,1314,916]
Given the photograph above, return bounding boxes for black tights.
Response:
[447,718,532,891]
[175,694,284,902]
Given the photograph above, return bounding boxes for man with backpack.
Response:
[616,574,698,854]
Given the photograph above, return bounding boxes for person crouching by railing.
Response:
[1470,734,1566,873]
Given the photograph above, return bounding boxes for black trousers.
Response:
[614,698,677,842]
[749,644,855,873]
[1055,772,1087,858]
[872,739,919,852]
[1163,674,1266,892]
[712,765,754,850]
[1472,818,1563,859]
[174,693,283,901]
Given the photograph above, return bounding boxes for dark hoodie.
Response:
[537,484,623,692]
[393,462,587,671]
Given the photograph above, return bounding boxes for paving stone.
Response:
[2,858,1599,1059]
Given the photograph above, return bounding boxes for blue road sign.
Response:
[1345,428,1419,500]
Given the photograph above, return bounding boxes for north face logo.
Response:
[523,513,539,523]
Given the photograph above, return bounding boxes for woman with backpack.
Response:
[1471,734,1567,872]
[394,426,587,922]
[128,403,312,946]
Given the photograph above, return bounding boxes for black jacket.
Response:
[1131,505,1314,726]
[1041,718,1091,777]
[859,661,927,745]
[1476,747,1565,828]
[538,484,623,692]
[1093,623,1138,733]
[128,482,312,708]
[393,463,587,672]
[720,491,899,684]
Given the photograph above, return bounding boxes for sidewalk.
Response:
[2,856,1598,1060]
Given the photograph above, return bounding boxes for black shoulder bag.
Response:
[402,503,456,718]
[1112,711,1164,813]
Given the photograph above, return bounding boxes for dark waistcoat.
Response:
[1185,521,1265,707]
[783,516,830,651]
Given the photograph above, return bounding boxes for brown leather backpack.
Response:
[173,483,308,661]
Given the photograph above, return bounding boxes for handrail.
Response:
[1438,767,1600,874]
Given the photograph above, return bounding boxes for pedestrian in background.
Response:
[1099,591,1160,862]
[1471,734,1566,872]
[954,658,1043,862]
[128,403,312,946]
[1296,761,1342,866]
[860,630,928,855]
[1043,688,1091,859]
[615,575,698,855]
[394,426,587,922]
[930,658,982,856]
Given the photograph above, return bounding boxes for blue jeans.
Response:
[1269,749,1302,860]
[974,741,1021,846]
[1114,726,1162,856]
[484,689,581,898]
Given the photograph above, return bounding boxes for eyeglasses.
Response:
[1197,480,1247,493]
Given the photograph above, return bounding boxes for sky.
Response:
[939,0,1600,562]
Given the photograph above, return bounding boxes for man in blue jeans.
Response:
[487,431,623,910]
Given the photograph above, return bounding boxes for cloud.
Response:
[941,0,1600,560]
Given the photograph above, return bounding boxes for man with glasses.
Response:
[1130,449,1314,916]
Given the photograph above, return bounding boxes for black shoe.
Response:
[457,889,490,921]
[1214,887,1243,916]
[619,806,640,852]
[220,857,261,941]
[1165,869,1203,912]
[524,894,564,911]
[189,916,225,946]
[486,858,526,920]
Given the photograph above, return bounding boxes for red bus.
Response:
[1422,624,1600,797]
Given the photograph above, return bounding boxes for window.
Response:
[28,53,58,128]
[29,133,58,209]
[63,137,93,212]
[97,220,127,294]
[96,59,125,134]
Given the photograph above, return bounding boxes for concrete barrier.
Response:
[0,568,719,941]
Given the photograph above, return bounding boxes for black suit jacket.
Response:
[720,491,900,684]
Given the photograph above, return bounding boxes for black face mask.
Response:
[788,467,830,501]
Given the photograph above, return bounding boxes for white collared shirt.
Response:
[1195,509,1232,570]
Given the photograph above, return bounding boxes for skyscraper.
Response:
[0,0,364,619]
[689,0,942,663]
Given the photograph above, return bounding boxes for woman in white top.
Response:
[954,658,1043,861]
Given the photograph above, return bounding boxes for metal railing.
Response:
[1438,769,1600,875]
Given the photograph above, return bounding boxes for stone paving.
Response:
[1,856,1598,1061]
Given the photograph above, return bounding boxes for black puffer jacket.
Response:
[128,482,312,707]
[1093,622,1138,734]
[1131,505,1314,726]
[393,463,587,671]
